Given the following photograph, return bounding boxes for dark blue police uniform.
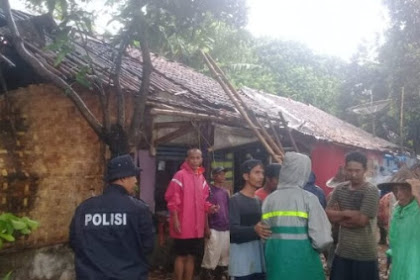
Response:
[69,184,155,280]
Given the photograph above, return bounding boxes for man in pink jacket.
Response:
[165,148,217,280]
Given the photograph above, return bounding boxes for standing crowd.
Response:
[68,148,420,280]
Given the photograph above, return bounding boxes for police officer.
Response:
[69,154,154,280]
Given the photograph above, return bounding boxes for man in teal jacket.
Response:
[262,152,332,280]
[378,168,420,280]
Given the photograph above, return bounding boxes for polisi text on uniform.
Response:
[85,213,127,226]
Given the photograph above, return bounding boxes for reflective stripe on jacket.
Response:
[262,152,332,280]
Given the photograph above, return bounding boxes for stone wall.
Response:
[0,84,104,252]
[0,244,75,280]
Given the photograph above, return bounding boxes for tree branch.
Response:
[129,18,152,146]
[113,24,136,128]
[0,0,103,137]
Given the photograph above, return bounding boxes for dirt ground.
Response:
[149,244,390,280]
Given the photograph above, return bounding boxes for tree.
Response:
[0,0,247,157]
[250,39,345,113]
[334,0,420,152]
[379,0,420,152]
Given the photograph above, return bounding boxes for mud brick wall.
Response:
[0,84,104,249]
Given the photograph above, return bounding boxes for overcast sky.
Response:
[247,0,389,60]
[12,0,389,60]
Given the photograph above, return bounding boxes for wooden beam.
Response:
[278,112,299,152]
[150,117,157,156]
[155,121,192,129]
[150,107,248,128]
[155,124,193,145]
[266,114,285,153]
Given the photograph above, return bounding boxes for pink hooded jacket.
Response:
[165,162,211,239]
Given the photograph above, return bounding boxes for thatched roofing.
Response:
[0,9,397,152]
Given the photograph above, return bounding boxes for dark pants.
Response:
[232,273,265,280]
[330,255,379,280]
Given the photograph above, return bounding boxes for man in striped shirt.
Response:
[326,151,380,280]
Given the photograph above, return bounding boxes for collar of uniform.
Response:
[104,184,128,195]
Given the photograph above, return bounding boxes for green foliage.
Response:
[75,66,92,89]
[2,271,12,280]
[44,29,74,67]
[252,39,345,113]
[24,0,420,152]
[0,213,39,249]
[148,21,345,114]
[335,0,420,152]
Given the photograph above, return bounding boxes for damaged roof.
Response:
[0,9,397,152]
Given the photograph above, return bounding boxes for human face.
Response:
[266,177,279,192]
[186,150,203,171]
[345,161,366,186]
[122,176,138,194]
[392,185,414,207]
[243,165,264,189]
[213,172,226,185]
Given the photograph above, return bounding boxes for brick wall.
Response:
[0,84,104,249]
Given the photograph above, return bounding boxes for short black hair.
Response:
[240,159,263,175]
[345,151,367,169]
[265,163,282,179]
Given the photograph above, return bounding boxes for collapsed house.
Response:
[0,9,398,279]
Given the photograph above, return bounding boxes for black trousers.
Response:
[330,255,379,280]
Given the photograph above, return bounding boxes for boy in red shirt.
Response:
[255,163,281,201]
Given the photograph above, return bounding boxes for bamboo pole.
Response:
[254,116,285,156]
[204,52,286,158]
[201,51,283,162]
[205,53,252,115]
[400,87,405,148]
[265,113,284,152]
[278,112,299,152]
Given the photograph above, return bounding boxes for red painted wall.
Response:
[311,143,347,196]
[311,142,384,195]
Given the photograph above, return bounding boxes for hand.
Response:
[329,202,340,211]
[407,179,420,199]
[205,227,211,239]
[342,210,359,219]
[273,155,283,164]
[254,221,272,239]
[173,217,181,234]
[209,204,220,214]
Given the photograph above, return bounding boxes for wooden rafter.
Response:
[154,124,193,145]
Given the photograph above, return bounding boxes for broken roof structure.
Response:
[0,9,397,153]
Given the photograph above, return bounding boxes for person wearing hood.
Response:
[378,168,420,280]
[304,171,327,209]
[262,152,332,280]
[165,148,218,280]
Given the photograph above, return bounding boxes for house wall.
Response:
[0,84,104,278]
[137,150,156,212]
[311,142,384,195]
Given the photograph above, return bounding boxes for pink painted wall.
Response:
[137,150,156,212]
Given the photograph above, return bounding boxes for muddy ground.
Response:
[149,244,390,280]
